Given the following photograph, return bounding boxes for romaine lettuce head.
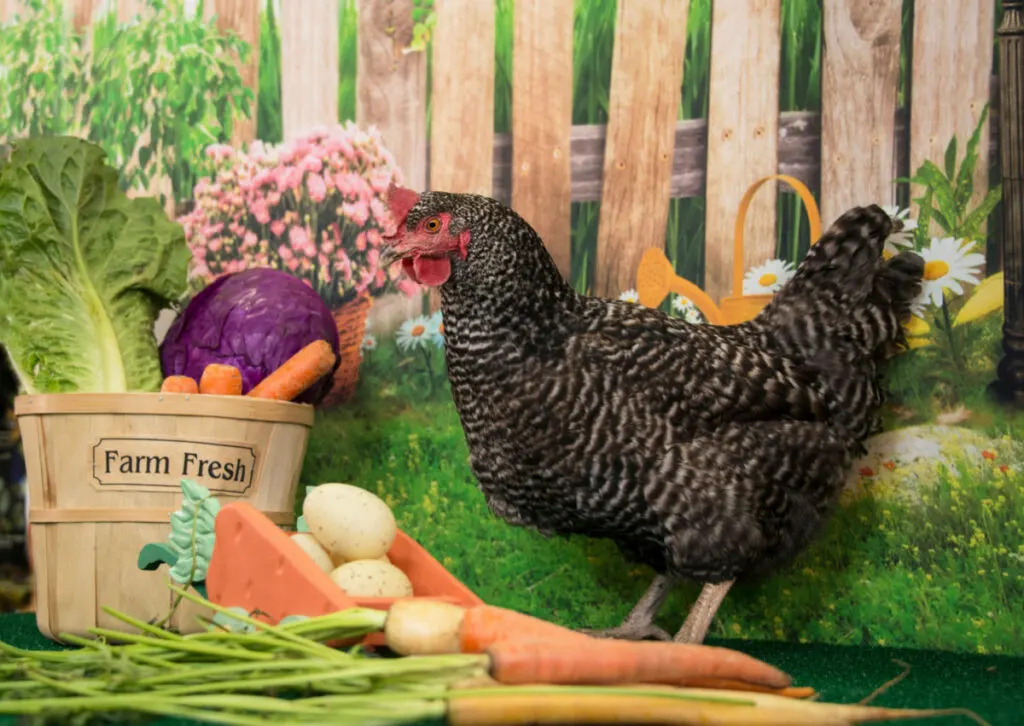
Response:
[0,136,190,394]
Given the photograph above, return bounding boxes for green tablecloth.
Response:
[0,611,1020,725]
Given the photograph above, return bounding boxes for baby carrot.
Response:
[199,364,243,395]
[247,340,337,402]
[160,375,198,394]
[485,637,792,691]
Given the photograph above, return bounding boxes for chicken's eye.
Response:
[424,217,442,233]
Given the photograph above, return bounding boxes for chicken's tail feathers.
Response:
[756,203,925,364]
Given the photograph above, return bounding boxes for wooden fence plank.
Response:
[594,0,688,298]
[910,0,996,238]
[280,0,339,141]
[70,0,100,31]
[511,0,574,280]
[0,1,10,23]
[430,0,495,196]
[820,0,902,226]
[356,0,429,331]
[356,0,428,191]
[213,0,260,148]
[486,95,1001,205]
[703,0,782,304]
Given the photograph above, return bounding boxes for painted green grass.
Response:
[299,318,1024,656]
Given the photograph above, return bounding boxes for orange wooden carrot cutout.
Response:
[484,637,792,691]
[247,340,337,402]
[199,364,243,395]
[160,375,199,394]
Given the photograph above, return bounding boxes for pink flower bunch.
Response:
[180,123,421,309]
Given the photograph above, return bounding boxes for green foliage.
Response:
[0,135,190,394]
[256,0,283,143]
[0,0,254,210]
[901,104,1002,248]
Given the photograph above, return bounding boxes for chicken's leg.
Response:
[673,580,734,644]
[580,574,675,641]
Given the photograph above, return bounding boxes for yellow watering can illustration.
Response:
[637,174,822,326]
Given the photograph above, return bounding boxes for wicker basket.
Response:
[638,174,822,324]
[321,293,373,408]
[15,392,315,641]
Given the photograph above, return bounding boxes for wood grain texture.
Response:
[703,0,782,304]
[280,0,340,141]
[594,0,688,298]
[0,1,11,23]
[910,0,996,230]
[511,0,574,280]
[486,102,1001,205]
[17,393,311,640]
[820,0,902,226]
[357,0,429,329]
[356,0,428,191]
[214,0,260,147]
[430,0,495,195]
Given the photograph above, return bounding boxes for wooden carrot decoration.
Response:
[247,340,337,402]
[160,375,199,394]
[199,364,243,395]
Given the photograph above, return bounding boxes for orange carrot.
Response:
[160,375,198,394]
[199,364,243,395]
[484,637,792,690]
[247,340,337,402]
[458,605,593,654]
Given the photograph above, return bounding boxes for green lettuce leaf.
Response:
[0,135,190,393]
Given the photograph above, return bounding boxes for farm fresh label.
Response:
[91,437,257,495]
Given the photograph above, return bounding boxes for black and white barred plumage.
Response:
[395,192,924,585]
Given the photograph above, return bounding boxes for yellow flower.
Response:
[955,272,1004,326]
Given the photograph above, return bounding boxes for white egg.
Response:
[329,560,414,598]
[303,483,397,561]
[289,533,334,574]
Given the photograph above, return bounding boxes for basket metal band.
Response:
[30,507,294,525]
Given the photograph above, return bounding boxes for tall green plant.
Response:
[0,0,253,210]
[898,106,1003,376]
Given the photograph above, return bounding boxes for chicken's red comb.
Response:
[386,182,421,225]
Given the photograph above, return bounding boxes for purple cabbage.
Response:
[159,268,341,405]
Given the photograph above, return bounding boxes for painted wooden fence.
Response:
[0,0,1001,309]
[277,0,1001,305]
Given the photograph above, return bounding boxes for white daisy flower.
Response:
[881,205,918,258]
[671,294,694,314]
[684,307,705,325]
[618,289,640,304]
[914,236,985,308]
[396,315,431,351]
[360,333,377,352]
[742,259,795,295]
[426,310,445,348]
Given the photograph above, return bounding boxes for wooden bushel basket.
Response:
[14,392,315,641]
[637,174,822,324]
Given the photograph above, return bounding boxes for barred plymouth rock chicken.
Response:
[381,184,924,644]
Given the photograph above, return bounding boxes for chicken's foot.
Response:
[579,574,675,641]
[673,580,734,644]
